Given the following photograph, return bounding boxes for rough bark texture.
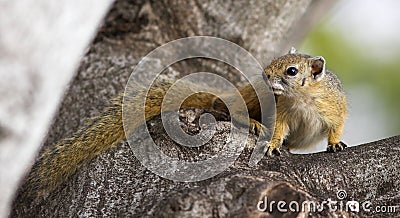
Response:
[10,0,400,217]
[13,109,400,217]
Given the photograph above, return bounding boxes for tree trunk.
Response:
[11,0,399,217]
[0,1,113,217]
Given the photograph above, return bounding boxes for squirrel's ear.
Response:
[288,47,297,54]
[309,56,326,81]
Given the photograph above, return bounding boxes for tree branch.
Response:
[13,109,400,217]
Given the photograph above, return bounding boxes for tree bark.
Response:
[12,109,400,217]
[11,0,399,217]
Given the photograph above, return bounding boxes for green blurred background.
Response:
[295,0,400,152]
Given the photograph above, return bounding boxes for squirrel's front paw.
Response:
[249,119,269,137]
[266,143,281,156]
[326,141,347,153]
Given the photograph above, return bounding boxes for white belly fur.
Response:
[281,99,328,149]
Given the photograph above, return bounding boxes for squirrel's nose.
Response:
[262,73,271,82]
[271,76,280,82]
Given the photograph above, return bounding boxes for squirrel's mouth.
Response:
[271,83,284,95]
[272,88,283,95]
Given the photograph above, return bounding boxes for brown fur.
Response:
[265,53,347,154]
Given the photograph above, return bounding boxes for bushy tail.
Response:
[21,96,126,198]
[17,80,219,199]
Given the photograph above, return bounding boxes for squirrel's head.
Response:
[264,47,326,97]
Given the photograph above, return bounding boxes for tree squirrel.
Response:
[19,48,347,198]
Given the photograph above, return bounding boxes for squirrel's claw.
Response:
[266,144,281,156]
[326,141,347,153]
[249,119,269,137]
[249,120,280,156]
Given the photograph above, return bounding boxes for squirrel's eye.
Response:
[286,67,298,76]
